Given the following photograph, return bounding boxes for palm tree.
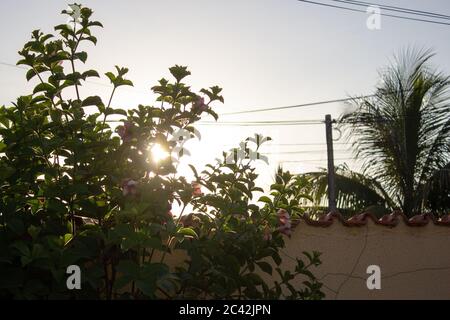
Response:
[303,164,394,218]
[423,162,450,215]
[337,48,450,217]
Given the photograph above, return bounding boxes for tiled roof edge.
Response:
[293,211,450,228]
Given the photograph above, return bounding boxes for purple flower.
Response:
[191,182,203,197]
[122,179,138,196]
[192,96,208,113]
[277,209,292,236]
[263,225,273,241]
[117,121,134,142]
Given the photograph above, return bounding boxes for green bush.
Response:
[0,3,323,300]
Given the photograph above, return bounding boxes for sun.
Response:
[150,144,170,163]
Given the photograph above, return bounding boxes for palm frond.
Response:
[298,164,392,216]
[423,163,450,215]
[339,47,450,216]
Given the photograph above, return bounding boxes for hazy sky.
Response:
[1,0,450,189]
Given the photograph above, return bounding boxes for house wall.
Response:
[280,218,450,299]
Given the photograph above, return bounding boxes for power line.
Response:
[2,60,354,117]
[280,157,355,163]
[0,62,25,69]
[198,120,323,126]
[262,149,351,154]
[333,0,450,20]
[1,60,409,120]
[225,142,352,146]
[199,118,397,126]
[201,119,323,124]
[297,0,450,26]
[220,96,373,116]
[3,60,419,126]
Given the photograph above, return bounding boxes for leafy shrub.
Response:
[0,4,323,299]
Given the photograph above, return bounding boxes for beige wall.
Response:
[157,214,450,299]
[280,218,450,299]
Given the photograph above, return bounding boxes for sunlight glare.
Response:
[150,144,169,163]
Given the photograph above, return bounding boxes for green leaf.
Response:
[116,260,140,279]
[188,164,199,180]
[206,109,219,121]
[272,252,282,266]
[243,273,264,285]
[54,24,75,36]
[105,108,127,116]
[11,242,30,257]
[177,227,198,239]
[271,183,284,192]
[63,233,73,245]
[31,95,50,104]
[88,21,104,28]
[169,65,190,82]
[82,95,103,107]
[65,72,82,83]
[0,114,10,129]
[105,72,116,83]
[27,225,41,240]
[85,35,98,45]
[0,165,15,180]
[224,255,241,276]
[258,196,272,204]
[74,51,88,63]
[33,83,56,94]
[117,79,133,87]
[31,244,46,260]
[256,261,273,275]
[26,67,45,81]
[253,187,264,193]
[82,70,100,78]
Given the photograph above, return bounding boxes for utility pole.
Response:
[325,114,337,213]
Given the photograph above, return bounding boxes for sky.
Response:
[1,0,450,191]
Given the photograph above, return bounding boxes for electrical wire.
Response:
[197,120,323,126]
[332,0,450,20]
[0,60,412,119]
[262,149,351,154]
[280,157,355,163]
[297,0,450,26]
[220,96,368,116]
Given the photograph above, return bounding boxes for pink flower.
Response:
[121,179,138,196]
[191,182,203,197]
[277,209,292,236]
[166,202,173,219]
[117,121,134,142]
[263,225,272,241]
[192,96,208,113]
